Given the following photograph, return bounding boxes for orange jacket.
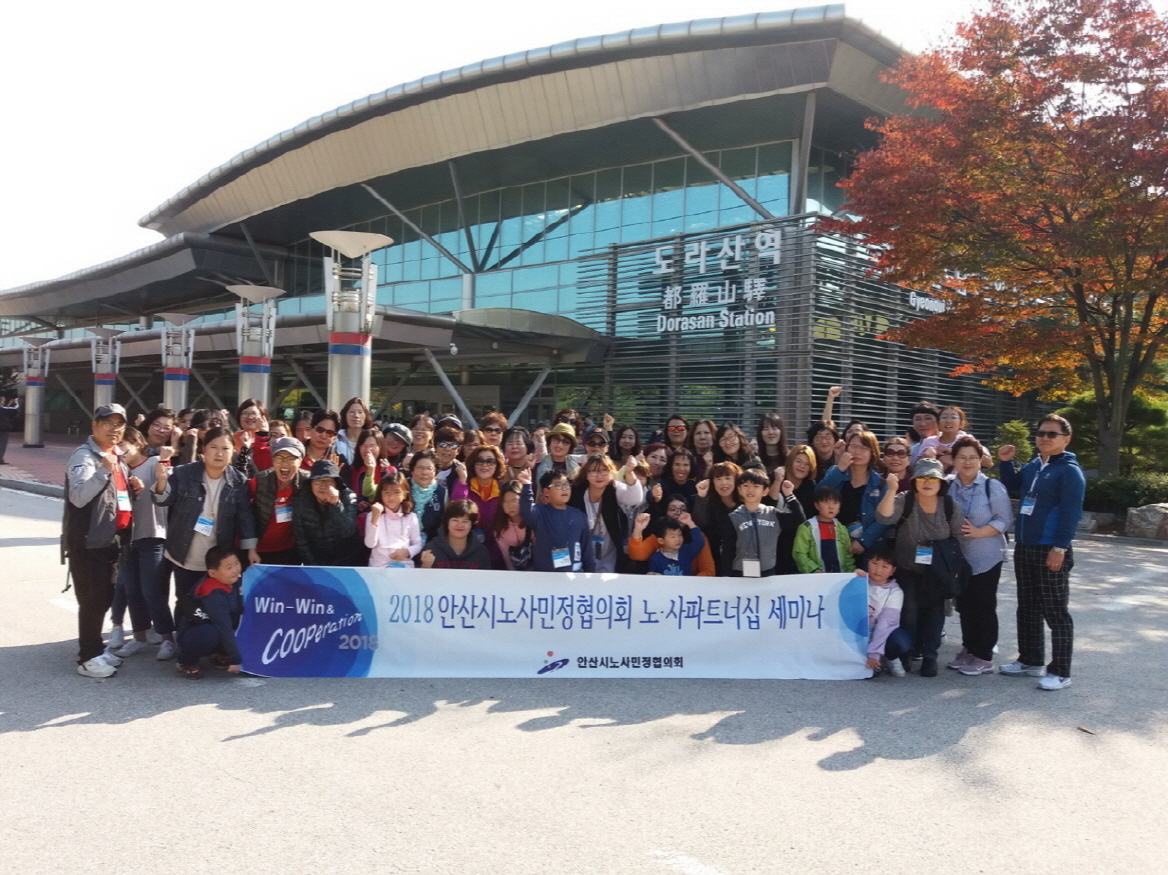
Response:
[627,533,715,576]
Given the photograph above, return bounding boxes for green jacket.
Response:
[792,518,856,574]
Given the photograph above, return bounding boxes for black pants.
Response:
[69,545,121,663]
[897,568,946,661]
[1014,544,1074,677]
[957,562,1002,662]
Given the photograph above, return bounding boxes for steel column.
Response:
[325,254,377,411]
[161,322,195,412]
[90,332,121,411]
[234,293,279,409]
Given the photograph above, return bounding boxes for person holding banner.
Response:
[174,545,244,680]
[518,469,596,573]
[419,500,492,569]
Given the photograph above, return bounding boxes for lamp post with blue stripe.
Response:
[309,230,393,412]
[21,336,51,448]
[228,285,283,412]
[88,328,121,412]
[157,312,197,413]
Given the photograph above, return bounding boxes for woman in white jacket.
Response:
[365,471,422,567]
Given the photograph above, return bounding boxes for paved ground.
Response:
[0,431,75,485]
[2,486,1166,874]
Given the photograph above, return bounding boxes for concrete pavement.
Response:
[1,487,1165,874]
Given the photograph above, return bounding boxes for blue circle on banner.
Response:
[837,575,869,655]
[239,566,378,677]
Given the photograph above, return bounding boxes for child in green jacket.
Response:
[793,484,856,574]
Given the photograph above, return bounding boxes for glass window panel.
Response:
[513,289,557,311]
[475,270,512,296]
[719,147,758,185]
[595,167,623,203]
[622,164,652,199]
[717,185,755,226]
[512,265,559,291]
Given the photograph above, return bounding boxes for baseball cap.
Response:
[270,436,305,459]
[93,403,127,421]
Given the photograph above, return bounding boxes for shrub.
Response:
[1084,473,1168,514]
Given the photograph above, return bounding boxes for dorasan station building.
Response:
[0,4,1039,445]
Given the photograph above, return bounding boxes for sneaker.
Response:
[1038,674,1072,691]
[145,628,164,645]
[999,660,1045,677]
[115,639,147,657]
[886,657,906,678]
[156,640,177,661]
[107,625,126,649]
[920,658,939,677]
[958,657,995,676]
[77,658,116,678]
[947,649,971,670]
[99,649,123,667]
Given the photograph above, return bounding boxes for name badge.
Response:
[194,515,215,537]
[552,546,571,569]
[742,559,762,578]
[915,545,933,565]
[116,490,132,512]
[1020,497,1036,516]
[847,523,863,540]
[275,505,293,524]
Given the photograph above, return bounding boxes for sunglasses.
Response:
[436,441,459,449]
[667,425,687,433]
[883,448,908,457]
[313,426,337,437]
[1036,430,1068,439]
[482,426,503,433]
[558,416,578,425]
[915,476,941,483]
[585,439,607,447]
[474,458,497,466]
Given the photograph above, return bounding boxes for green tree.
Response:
[1056,393,1168,473]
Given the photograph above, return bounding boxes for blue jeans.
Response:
[118,538,172,635]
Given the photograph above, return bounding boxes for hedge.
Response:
[1084,473,1168,514]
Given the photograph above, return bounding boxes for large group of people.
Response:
[62,388,1085,690]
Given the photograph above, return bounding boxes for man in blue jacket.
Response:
[997,414,1085,691]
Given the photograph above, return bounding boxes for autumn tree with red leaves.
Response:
[827,0,1168,475]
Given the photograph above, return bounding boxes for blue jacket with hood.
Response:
[999,451,1085,549]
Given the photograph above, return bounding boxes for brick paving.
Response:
[0,432,80,486]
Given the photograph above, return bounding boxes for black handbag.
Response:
[927,533,972,599]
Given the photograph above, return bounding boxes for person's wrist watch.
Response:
[1051,546,1067,554]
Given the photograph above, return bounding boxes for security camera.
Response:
[449,343,458,355]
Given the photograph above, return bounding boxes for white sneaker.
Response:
[107,625,126,649]
[145,628,164,645]
[99,649,124,667]
[886,658,906,678]
[115,639,147,657]
[999,660,1045,677]
[156,640,177,661]
[78,658,116,678]
[1038,674,1072,691]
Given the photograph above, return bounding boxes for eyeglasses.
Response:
[313,426,337,437]
[474,458,497,466]
[585,439,607,447]
[436,441,459,449]
[546,482,571,490]
[883,448,908,457]
[98,420,126,429]
[915,476,941,483]
[1036,430,1068,439]
[482,426,503,433]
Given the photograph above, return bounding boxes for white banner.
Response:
[237,566,870,680]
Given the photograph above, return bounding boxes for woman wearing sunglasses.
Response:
[301,410,341,471]
[450,443,508,568]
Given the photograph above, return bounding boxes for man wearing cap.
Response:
[997,414,1085,691]
[580,425,610,458]
[251,436,311,565]
[63,404,134,678]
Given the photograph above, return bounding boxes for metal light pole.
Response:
[88,328,122,411]
[227,285,283,411]
[157,312,197,413]
[22,337,51,448]
[309,230,393,412]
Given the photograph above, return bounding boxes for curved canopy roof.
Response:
[140,4,906,238]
